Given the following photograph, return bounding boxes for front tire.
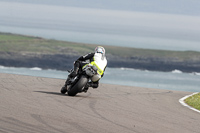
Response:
[60,86,67,94]
[67,76,88,96]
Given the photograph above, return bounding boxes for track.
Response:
[0,73,199,133]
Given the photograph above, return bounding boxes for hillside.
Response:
[1,32,200,72]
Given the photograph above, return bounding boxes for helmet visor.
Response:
[95,46,105,55]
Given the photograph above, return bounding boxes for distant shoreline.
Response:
[1,51,200,73]
[1,32,200,73]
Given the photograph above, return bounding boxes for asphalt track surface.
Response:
[0,73,199,133]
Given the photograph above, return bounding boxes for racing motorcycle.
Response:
[60,64,101,96]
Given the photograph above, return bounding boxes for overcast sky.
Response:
[1,0,200,16]
[0,0,200,51]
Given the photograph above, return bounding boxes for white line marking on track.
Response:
[179,92,200,113]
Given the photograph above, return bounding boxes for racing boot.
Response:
[82,81,99,93]
[90,81,99,89]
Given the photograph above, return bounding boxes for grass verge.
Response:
[185,93,200,111]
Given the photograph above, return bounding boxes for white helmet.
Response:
[95,46,105,55]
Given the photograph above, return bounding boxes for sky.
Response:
[1,0,200,16]
[0,0,200,51]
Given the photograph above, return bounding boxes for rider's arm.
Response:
[77,53,95,61]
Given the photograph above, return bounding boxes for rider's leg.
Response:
[69,60,80,78]
[63,61,81,88]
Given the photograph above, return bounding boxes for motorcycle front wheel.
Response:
[67,75,88,96]
[60,86,67,94]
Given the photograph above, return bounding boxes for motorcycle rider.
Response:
[62,46,107,92]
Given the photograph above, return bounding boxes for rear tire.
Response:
[67,76,88,96]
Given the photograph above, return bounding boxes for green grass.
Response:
[0,32,99,54]
[185,93,200,111]
[1,32,200,61]
[0,32,35,41]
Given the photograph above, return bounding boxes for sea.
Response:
[0,66,199,92]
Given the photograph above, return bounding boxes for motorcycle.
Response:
[60,64,101,96]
